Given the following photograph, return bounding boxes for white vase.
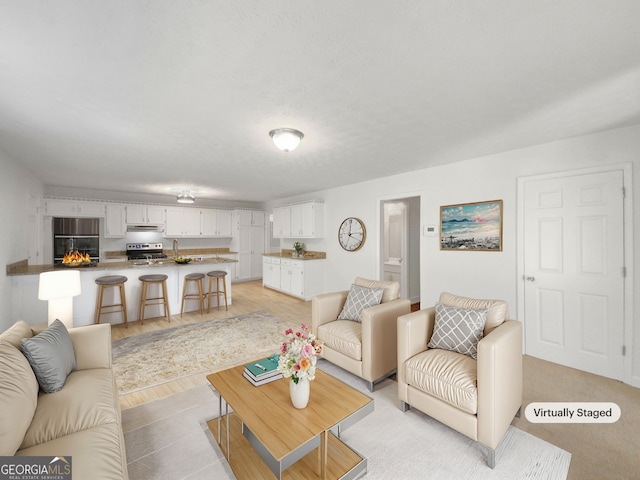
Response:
[289,377,310,409]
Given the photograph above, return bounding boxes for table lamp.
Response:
[38,270,82,329]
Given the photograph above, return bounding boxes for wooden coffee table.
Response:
[206,364,373,480]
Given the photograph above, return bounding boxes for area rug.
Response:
[112,311,294,394]
[121,359,571,480]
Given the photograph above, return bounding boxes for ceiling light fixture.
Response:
[269,128,304,153]
[177,190,195,204]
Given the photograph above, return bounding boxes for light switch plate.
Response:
[423,225,438,237]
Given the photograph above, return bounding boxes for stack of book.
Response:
[243,356,282,386]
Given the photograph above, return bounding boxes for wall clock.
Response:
[338,217,366,251]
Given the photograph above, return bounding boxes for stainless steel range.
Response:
[126,243,167,261]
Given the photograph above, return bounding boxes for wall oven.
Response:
[53,217,100,264]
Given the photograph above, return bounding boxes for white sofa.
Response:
[0,320,129,480]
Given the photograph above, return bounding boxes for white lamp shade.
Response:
[38,270,82,300]
[38,270,81,328]
[269,128,304,153]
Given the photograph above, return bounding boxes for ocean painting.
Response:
[440,200,503,251]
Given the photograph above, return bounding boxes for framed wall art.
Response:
[440,199,503,251]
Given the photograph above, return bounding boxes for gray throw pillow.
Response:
[427,303,487,359]
[21,319,76,393]
[337,284,384,322]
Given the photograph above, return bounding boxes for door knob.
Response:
[526,276,535,282]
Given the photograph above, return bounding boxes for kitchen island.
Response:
[8,257,237,327]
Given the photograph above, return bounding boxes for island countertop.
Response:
[9,258,236,327]
[6,257,238,277]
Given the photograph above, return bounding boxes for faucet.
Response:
[173,239,179,258]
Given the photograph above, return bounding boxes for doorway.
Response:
[518,167,629,381]
[380,196,420,304]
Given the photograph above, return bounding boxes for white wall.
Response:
[0,150,44,332]
[267,124,639,385]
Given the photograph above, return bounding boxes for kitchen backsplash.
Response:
[100,233,232,257]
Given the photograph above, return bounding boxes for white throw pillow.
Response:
[337,284,384,322]
[427,303,487,359]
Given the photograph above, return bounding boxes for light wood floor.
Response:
[113,280,639,479]
[113,280,311,409]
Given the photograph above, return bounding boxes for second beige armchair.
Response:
[397,292,523,468]
[312,277,411,392]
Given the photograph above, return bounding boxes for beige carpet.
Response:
[112,311,294,394]
[122,360,571,480]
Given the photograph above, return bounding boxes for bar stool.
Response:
[206,270,228,312]
[181,272,206,317]
[138,274,170,324]
[95,275,128,327]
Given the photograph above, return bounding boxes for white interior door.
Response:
[382,202,408,299]
[523,170,625,380]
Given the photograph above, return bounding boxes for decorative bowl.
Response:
[172,257,192,264]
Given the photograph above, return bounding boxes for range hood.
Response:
[126,224,165,233]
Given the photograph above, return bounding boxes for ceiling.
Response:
[1,1,639,203]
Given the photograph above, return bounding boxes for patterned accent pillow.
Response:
[427,303,487,359]
[337,285,384,322]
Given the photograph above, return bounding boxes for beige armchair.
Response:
[312,277,411,392]
[397,292,522,468]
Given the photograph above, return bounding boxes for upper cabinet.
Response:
[273,201,324,238]
[165,207,233,238]
[202,209,233,237]
[44,199,105,217]
[273,206,291,237]
[237,209,265,227]
[125,205,165,225]
[165,207,197,237]
[104,204,126,238]
[41,197,240,239]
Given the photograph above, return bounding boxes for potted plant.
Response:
[293,242,304,257]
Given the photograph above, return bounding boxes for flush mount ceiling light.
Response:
[177,190,195,204]
[269,128,304,153]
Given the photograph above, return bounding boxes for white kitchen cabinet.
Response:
[280,259,292,292]
[273,201,324,238]
[104,204,127,237]
[273,206,291,237]
[263,256,324,300]
[238,209,265,227]
[125,205,165,225]
[280,259,306,297]
[201,209,233,237]
[183,209,201,236]
[232,210,265,282]
[166,207,230,237]
[289,261,305,297]
[165,207,201,237]
[201,210,216,236]
[44,199,105,217]
[262,257,281,289]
